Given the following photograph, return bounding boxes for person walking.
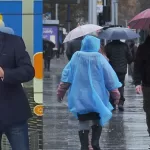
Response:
[0,28,35,150]
[66,37,83,61]
[126,40,137,83]
[105,40,133,111]
[57,35,121,150]
[134,35,150,138]
[43,40,55,71]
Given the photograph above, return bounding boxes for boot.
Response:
[118,100,124,111]
[79,130,89,150]
[91,125,102,150]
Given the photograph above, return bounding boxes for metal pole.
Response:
[88,0,92,23]
[103,0,106,6]
[92,0,97,24]
[111,0,115,25]
[67,4,71,32]
[115,0,118,25]
[55,4,58,20]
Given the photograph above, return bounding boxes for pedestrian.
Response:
[126,40,137,83]
[0,28,35,149]
[99,39,109,61]
[134,35,150,139]
[66,37,83,61]
[57,35,121,150]
[43,40,55,71]
[105,40,133,111]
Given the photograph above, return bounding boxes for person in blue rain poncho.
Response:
[57,35,122,150]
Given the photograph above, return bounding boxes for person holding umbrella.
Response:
[43,39,55,71]
[99,27,139,111]
[129,9,150,140]
[64,24,103,61]
[57,35,121,150]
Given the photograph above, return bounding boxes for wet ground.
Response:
[43,56,150,150]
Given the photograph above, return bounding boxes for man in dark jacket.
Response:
[66,37,82,61]
[105,40,133,111]
[0,31,35,150]
[134,35,150,137]
[43,40,55,71]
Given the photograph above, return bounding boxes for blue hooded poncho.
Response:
[61,35,122,126]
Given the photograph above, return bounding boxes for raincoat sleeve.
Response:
[100,55,122,91]
[110,89,120,100]
[57,82,71,98]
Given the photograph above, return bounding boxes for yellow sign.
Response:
[0,14,3,20]
[33,105,43,116]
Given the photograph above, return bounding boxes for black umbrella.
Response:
[43,38,55,48]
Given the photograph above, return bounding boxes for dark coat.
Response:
[66,38,82,60]
[0,32,35,127]
[134,36,150,87]
[43,40,55,60]
[105,40,133,74]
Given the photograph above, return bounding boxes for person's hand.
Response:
[136,85,142,94]
[114,99,119,105]
[0,67,4,78]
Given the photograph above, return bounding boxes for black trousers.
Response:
[143,87,150,135]
[44,58,50,71]
[110,72,126,106]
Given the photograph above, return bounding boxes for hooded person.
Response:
[57,35,122,150]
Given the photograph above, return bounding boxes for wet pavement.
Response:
[43,56,150,150]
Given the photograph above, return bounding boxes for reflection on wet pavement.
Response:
[43,56,149,150]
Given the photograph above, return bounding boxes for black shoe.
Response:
[91,125,102,150]
[118,100,124,111]
[79,130,89,150]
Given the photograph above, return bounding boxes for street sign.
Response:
[44,0,80,4]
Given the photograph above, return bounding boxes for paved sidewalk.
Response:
[43,56,149,150]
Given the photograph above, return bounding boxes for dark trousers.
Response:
[44,58,50,71]
[0,122,29,150]
[116,72,126,102]
[110,72,126,106]
[143,87,150,135]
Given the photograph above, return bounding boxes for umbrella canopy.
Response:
[43,38,55,47]
[99,27,140,40]
[63,24,103,43]
[128,9,150,29]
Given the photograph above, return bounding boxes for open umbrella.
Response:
[128,9,150,29]
[43,38,55,47]
[99,27,140,40]
[63,24,103,43]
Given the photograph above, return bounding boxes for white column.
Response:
[22,0,34,61]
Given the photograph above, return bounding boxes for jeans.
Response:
[0,122,29,150]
